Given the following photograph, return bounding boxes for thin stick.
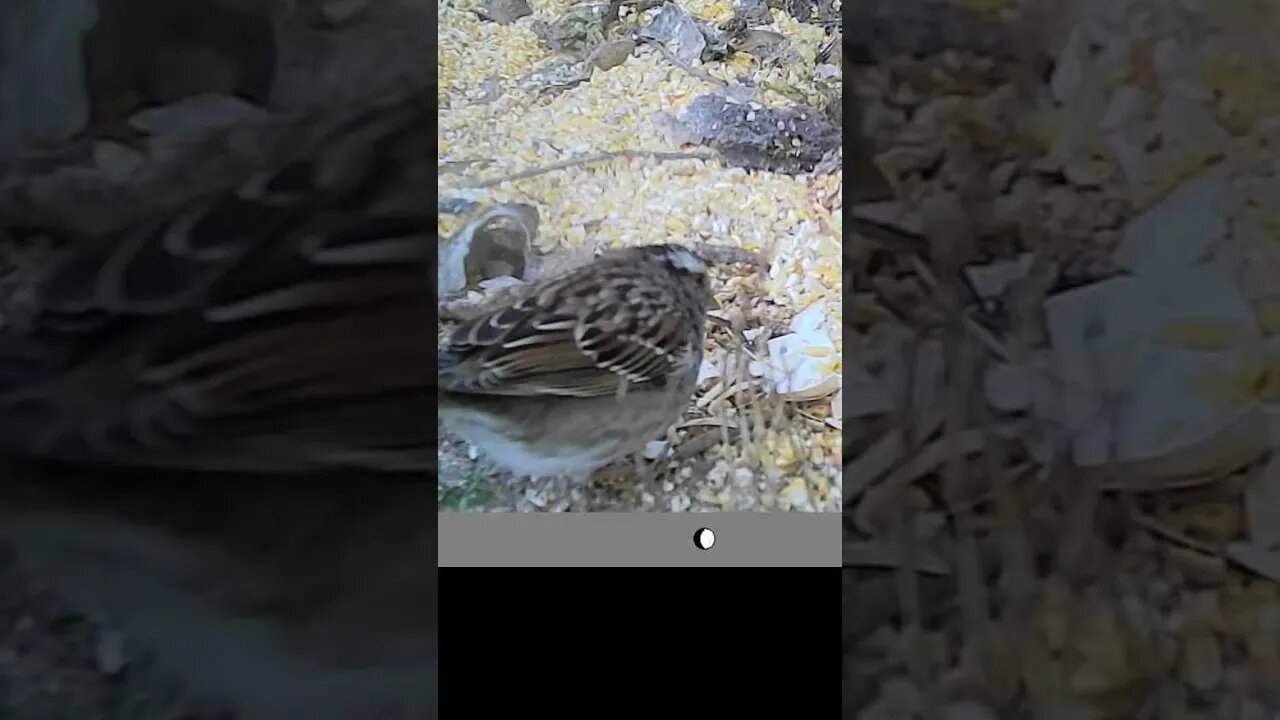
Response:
[462,149,716,189]
[635,36,732,90]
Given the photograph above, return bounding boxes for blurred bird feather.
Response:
[0,84,436,719]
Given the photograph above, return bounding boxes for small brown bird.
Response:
[437,244,711,479]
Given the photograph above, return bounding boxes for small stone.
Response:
[484,0,531,25]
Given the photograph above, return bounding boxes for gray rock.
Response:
[639,4,705,64]
[484,0,532,25]
[671,93,841,174]
[731,0,772,26]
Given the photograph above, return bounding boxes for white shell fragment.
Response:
[643,440,670,460]
[756,301,840,401]
[1030,261,1268,478]
[696,357,722,384]
[1114,166,1229,277]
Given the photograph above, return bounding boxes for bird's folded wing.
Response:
[0,88,434,471]
[437,268,688,398]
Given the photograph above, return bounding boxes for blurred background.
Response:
[0,1,437,718]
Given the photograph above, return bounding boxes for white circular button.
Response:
[693,527,715,550]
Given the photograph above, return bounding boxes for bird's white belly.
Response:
[440,409,620,476]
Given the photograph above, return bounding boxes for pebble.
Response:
[483,0,531,24]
